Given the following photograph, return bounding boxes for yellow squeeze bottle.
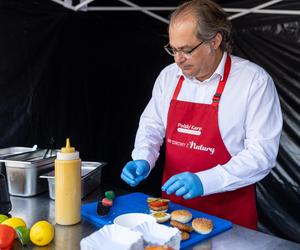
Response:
[55,138,81,225]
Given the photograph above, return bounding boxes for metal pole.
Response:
[50,0,75,10]
[117,0,170,24]
[74,0,96,11]
[228,0,284,20]
[87,6,176,11]
[225,8,300,15]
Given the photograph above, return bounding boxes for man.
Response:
[120,0,282,230]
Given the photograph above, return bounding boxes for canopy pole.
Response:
[117,0,170,24]
[87,7,176,11]
[50,1,300,17]
[225,8,300,15]
[228,0,283,20]
[74,0,95,11]
[50,0,75,10]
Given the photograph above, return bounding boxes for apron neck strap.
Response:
[212,54,231,107]
[171,54,231,103]
[172,75,185,100]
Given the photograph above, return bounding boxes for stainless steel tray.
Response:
[0,149,57,197]
[0,146,37,159]
[0,146,38,176]
[40,161,106,200]
[0,149,57,168]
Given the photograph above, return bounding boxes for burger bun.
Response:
[170,210,192,223]
[147,198,170,213]
[192,218,213,234]
[151,212,171,223]
[144,245,174,250]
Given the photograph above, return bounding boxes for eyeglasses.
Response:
[164,41,204,58]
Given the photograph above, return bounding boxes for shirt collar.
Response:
[213,51,227,81]
[176,52,228,82]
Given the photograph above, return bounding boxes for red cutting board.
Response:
[81,192,232,249]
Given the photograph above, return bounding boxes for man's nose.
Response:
[174,52,186,63]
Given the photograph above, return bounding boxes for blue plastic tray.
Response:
[81,192,232,249]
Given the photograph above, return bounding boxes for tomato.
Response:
[0,224,16,250]
[149,201,168,207]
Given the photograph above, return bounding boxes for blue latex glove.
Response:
[120,160,150,187]
[162,172,203,199]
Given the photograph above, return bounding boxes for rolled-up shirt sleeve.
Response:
[197,70,283,196]
[131,73,166,169]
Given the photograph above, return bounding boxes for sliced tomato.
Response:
[149,200,168,207]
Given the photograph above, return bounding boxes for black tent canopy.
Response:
[0,0,299,244]
[49,0,300,23]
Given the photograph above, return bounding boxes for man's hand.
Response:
[120,160,150,187]
[162,172,203,199]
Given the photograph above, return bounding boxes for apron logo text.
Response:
[167,139,215,155]
[188,141,215,155]
[177,123,202,136]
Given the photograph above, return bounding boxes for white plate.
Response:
[113,213,156,229]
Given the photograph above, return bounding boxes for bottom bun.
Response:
[144,246,174,250]
[192,218,213,234]
[151,212,171,223]
[150,208,168,213]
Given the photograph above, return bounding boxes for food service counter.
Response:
[9,186,300,250]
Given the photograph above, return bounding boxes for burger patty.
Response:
[149,204,169,211]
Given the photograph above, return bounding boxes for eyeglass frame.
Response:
[164,41,204,58]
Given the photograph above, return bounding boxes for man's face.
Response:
[169,17,217,80]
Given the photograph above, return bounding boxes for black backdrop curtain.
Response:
[229,5,300,242]
[0,0,299,243]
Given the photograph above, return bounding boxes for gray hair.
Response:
[169,0,232,53]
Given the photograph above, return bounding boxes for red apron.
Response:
[162,55,257,229]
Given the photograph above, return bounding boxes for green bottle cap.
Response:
[105,190,115,200]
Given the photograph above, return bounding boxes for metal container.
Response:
[0,146,37,177]
[0,149,57,197]
[40,161,106,200]
[0,173,11,214]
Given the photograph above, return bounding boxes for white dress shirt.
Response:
[132,52,283,196]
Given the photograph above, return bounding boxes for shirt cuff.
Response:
[131,151,156,169]
[195,165,225,196]
[131,151,157,176]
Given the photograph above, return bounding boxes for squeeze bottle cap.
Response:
[57,138,79,160]
[61,138,75,153]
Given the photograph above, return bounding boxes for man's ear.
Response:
[211,32,222,50]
